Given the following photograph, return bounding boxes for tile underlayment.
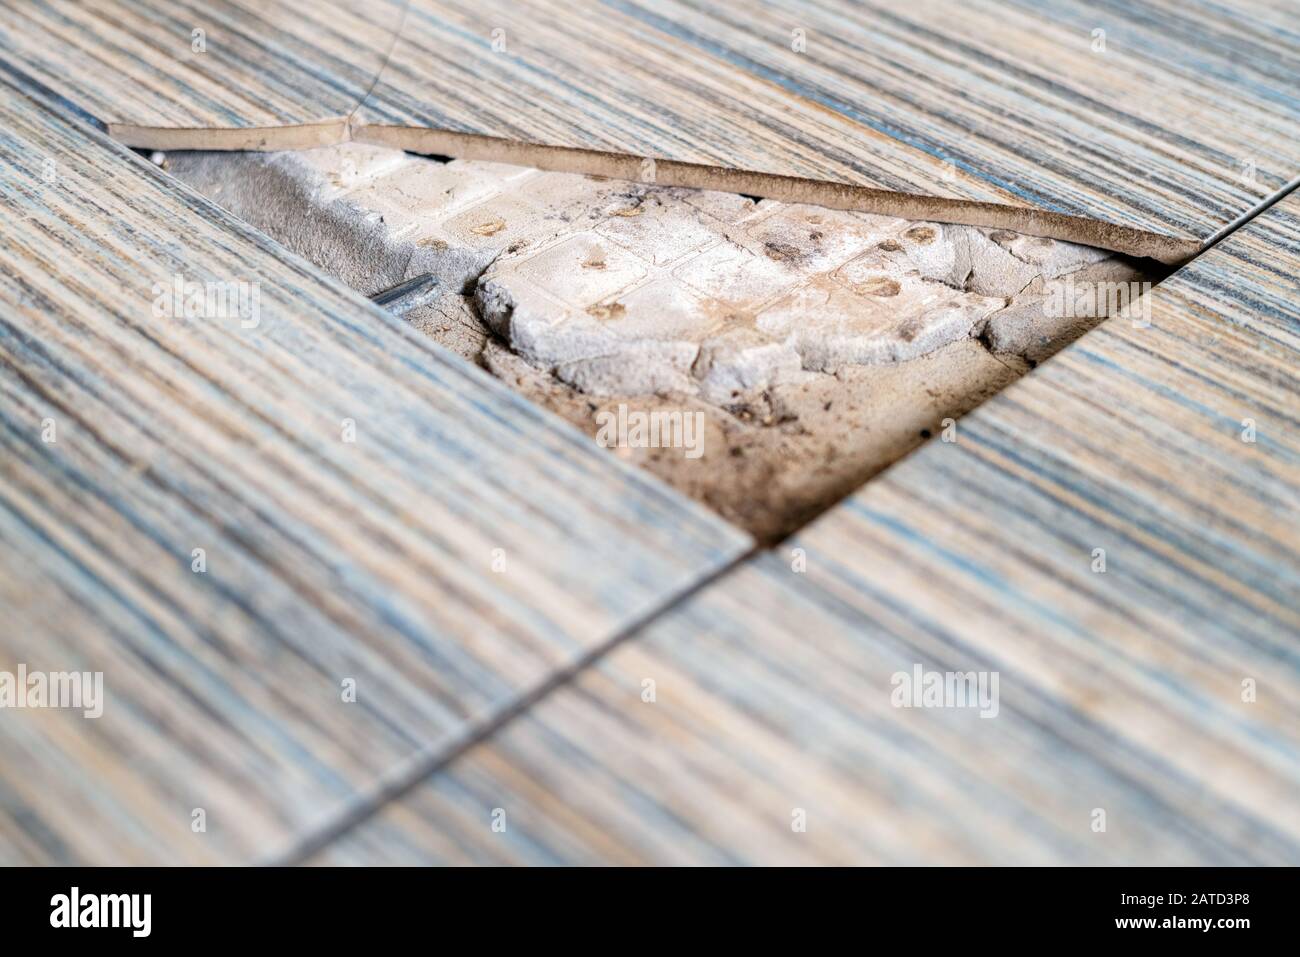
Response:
[166,144,1155,541]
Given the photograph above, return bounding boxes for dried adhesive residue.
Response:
[166,142,1156,540]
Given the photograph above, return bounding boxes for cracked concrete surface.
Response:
[166,144,1152,541]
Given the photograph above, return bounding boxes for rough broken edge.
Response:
[106,120,1200,265]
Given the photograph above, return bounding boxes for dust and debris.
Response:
[166,142,1156,541]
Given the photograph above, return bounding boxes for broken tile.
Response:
[166,142,1150,540]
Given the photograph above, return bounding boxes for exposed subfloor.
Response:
[166,144,1156,541]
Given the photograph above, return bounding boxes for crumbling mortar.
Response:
[162,143,1162,540]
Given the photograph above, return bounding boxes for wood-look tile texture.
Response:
[0,0,403,147]
[353,0,1300,260]
[3,2,1298,258]
[313,193,1300,866]
[0,80,750,865]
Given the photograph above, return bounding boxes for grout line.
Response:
[278,173,1300,864]
[9,39,1298,859]
[267,541,762,866]
[1199,174,1300,252]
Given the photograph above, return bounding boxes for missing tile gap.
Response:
[164,142,1163,542]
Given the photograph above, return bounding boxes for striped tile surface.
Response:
[313,193,1300,865]
[0,0,403,147]
[0,80,749,864]
[314,555,1297,865]
[3,2,1298,258]
[356,0,1300,259]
